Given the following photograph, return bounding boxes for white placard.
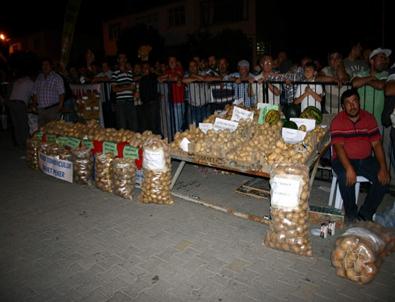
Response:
[282,128,306,144]
[39,152,73,183]
[233,98,244,105]
[143,148,166,171]
[290,118,316,132]
[179,137,191,152]
[213,118,239,132]
[199,123,213,134]
[270,175,302,210]
[231,106,254,122]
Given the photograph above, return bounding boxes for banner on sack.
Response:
[39,152,73,183]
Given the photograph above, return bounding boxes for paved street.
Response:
[1,130,394,302]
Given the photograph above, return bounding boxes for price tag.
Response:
[56,136,68,147]
[82,139,94,150]
[213,118,238,132]
[232,98,244,105]
[258,104,279,124]
[198,123,213,134]
[231,106,254,122]
[46,134,56,143]
[123,145,139,159]
[270,175,303,210]
[179,138,190,152]
[66,137,81,149]
[103,141,118,156]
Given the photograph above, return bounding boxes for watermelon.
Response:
[283,120,298,130]
[283,103,301,120]
[300,106,323,124]
[265,110,281,125]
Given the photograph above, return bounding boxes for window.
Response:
[168,6,185,27]
[200,0,248,25]
[109,23,121,41]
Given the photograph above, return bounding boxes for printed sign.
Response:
[46,134,57,143]
[82,139,94,150]
[65,137,81,149]
[282,128,306,144]
[56,136,69,147]
[143,148,165,171]
[39,152,73,183]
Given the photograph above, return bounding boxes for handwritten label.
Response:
[270,175,302,210]
[103,141,118,156]
[65,137,81,149]
[290,118,316,132]
[199,123,213,134]
[281,128,306,144]
[258,104,279,125]
[213,118,238,132]
[82,139,94,150]
[231,106,254,122]
[123,145,139,159]
[143,148,165,171]
[56,136,68,147]
[46,134,56,143]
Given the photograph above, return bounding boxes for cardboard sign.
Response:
[282,128,307,144]
[56,136,69,147]
[270,175,303,210]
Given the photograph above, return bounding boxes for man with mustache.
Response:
[330,88,390,225]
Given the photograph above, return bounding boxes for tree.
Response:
[117,23,165,63]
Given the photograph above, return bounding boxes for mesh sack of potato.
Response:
[26,138,41,169]
[331,222,395,284]
[264,163,312,256]
[110,158,135,199]
[95,152,114,192]
[140,137,173,205]
[71,146,93,185]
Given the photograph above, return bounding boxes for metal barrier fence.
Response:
[99,80,357,141]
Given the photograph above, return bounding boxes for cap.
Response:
[238,60,250,68]
[369,48,392,60]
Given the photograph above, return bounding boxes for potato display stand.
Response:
[170,109,333,226]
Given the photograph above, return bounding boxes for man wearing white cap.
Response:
[352,47,391,124]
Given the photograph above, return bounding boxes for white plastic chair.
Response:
[328,171,371,210]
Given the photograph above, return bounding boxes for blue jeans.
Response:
[332,157,388,220]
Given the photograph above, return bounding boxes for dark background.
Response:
[0,0,393,64]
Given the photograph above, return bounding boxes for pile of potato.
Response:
[72,146,93,185]
[26,138,41,169]
[111,158,135,199]
[95,153,114,192]
[140,137,173,205]
[331,222,395,284]
[264,164,312,256]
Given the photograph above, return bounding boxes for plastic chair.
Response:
[328,171,371,210]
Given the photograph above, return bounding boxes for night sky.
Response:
[0,0,393,63]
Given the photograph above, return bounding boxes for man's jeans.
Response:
[332,157,388,220]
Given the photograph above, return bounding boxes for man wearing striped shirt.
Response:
[330,88,389,224]
[111,52,138,131]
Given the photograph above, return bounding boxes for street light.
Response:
[0,33,6,41]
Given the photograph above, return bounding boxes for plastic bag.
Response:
[72,146,93,185]
[140,137,173,205]
[95,152,114,192]
[111,158,135,200]
[264,163,312,256]
[331,221,395,284]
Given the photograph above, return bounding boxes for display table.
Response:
[169,127,332,225]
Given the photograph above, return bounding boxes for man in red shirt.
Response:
[331,88,390,223]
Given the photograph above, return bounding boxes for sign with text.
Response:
[213,118,238,132]
[198,123,213,134]
[231,106,254,122]
[103,141,118,156]
[39,152,73,183]
[123,145,139,159]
